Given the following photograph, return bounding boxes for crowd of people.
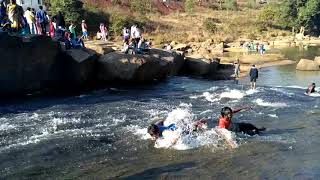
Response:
[242,41,266,55]
[121,25,152,55]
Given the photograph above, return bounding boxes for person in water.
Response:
[306,83,316,95]
[249,64,259,90]
[219,106,265,136]
[147,119,208,140]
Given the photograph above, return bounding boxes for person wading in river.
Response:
[249,64,258,90]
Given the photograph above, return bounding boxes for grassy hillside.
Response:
[83,0,290,46]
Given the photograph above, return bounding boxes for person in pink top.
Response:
[99,23,108,41]
[49,20,55,38]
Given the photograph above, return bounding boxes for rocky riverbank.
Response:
[0,34,235,97]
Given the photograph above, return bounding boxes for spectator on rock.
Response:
[24,7,36,34]
[49,19,55,38]
[81,20,88,40]
[99,23,108,41]
[36,5,47,35]
[68,21,76,39]
[7,0,23,32]
[54,11,65,29]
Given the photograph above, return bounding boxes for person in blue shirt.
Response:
[36,6,47,35]
[147,119,208,141]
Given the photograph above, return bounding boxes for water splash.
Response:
[255,99,287,107]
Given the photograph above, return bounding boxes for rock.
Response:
[184,56,212,76]
[97,49,184,83]
[211,42,224,54]
[314,56,320,65]
[172,43,189,51]
[170,41,177,46]
[60,49,98,87]
[296,59,320,71]
[85,41,115,55]
[0,34,60,96]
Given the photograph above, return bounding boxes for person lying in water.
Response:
[219,106,266,136]
[306,83,316,95]
[147,119,208,143]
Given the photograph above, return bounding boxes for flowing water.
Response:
[1,47,320,179]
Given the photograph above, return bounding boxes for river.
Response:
[1,47,320,179]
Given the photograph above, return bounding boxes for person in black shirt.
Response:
[249,64,258,90]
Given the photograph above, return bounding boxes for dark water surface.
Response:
[1,47,320,179]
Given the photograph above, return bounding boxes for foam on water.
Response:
[246,89,259,95]
[268,114,279,118]
[307,93,320,97]
[255,99,288,108]
[190,92,219,102]
[220,89,245,99]
[0,123,16,133]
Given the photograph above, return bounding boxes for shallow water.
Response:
[1,48,320,179]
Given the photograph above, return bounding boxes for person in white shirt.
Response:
[24,7,36,34]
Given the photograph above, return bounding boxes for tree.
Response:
[259,0,320,34]
[50,0,84,23]
[297,0,320,31]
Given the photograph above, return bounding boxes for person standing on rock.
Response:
[99,23,108,41]
[234,59,240,78]
[24,7,36,34]
[249,64,258,90]
[36,6,47,35]
[7,0,23,32]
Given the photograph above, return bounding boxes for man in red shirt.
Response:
[219,106,266,135]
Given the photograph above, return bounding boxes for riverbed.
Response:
[1,47,320,179]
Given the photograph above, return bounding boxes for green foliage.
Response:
[297,0,320,31]
[223,0,238,11]
[204,18,217,33]
[84,7,109,33]
[130,0,152,15]
[258,4,280,26]
[259,0,320,33]
[246,0,257,9]
[110,14,134,35]
[185,0,195,14]
[110,13,150,35]
[50,0,84,23]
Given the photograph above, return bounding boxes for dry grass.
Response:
[142,7,290,46]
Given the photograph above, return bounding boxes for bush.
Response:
[50,0,84,24]
[110,14,134,35]
[246,0,257,9]
[84,7,110,33]
[110,13,150,35]
[130,0,152,15]
[185,0,195,14]
[204,18,217,33]
[223,0,238,11]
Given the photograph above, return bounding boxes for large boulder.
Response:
[97,49,184,83]
[182,56,231,80]
[85,41,115,55]
[0,34,60,96]
[314,56,320,65]
[296,59,320,71]
[59,49,98,88]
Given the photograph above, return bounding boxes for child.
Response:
[81,20,88,40]
[218,106,265,136]
[306,83,316,95]
[99,23,108,41]
[49,20,55,38]
[147,119,208,141]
